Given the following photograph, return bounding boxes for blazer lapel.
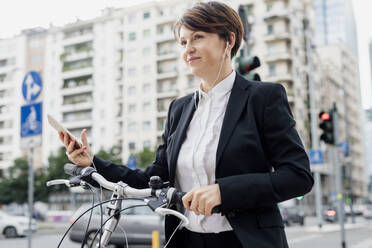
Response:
[216,74,251,169]
[169,97,196,185]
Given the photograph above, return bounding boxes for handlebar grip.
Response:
[170,190,186,206]
[211,205,221,214]
[64,163,84,176]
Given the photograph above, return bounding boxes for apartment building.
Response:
[42,9,123,163]
[317,45,365,201]
[0,35,27,174]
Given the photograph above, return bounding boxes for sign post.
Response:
[20,71,43,248]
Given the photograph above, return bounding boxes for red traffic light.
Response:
[319,112,330,121]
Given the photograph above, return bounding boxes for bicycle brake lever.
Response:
[155,207,189,227]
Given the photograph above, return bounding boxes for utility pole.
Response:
[343,88,355,223]
[28,145,34,248]
[304,17,323,229]
[333,103,347,248]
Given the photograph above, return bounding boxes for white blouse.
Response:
[176,70,236,233]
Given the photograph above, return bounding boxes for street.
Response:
[0,217,371,248]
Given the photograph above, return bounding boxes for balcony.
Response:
[263,10,290,22]
[265,72,293,83]
[157,70,178,80]
[157,90,178,99]
[157,15,177,25]
[157,110,167,118]
[62,67,93,79]
[61,84,93,96]
[62,33,94,47]
[265,51,292,63]
[156,33,175,43]
[264,31,291,42]
[60,50,93,63]
[156,52,178,61]
[64,119,93,130]
[61,100,93,112]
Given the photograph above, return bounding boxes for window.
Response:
[0,121,4,129]
[128,86,136,95]
[187,76,195,88]
[128,104,136,112]
[266,3,273,11]
[0,153,3,161]
[0,74,6,82]
[143,65,151,74]
[129,32,136,41]
[143,140,151,148]
[142,121,151,131]
[267,44,275,55]
[143,29,151,38]
[142,47,151,56]
[143,102,151,111]
[128,14,136,24]
[0,137,3,145]
[143,83,151,93]
[269,64,276,76]
[128,68,136,77]
[267,24,274,34]
[128,122,137,132]
[129,142,136,150]
[143,12,150,19]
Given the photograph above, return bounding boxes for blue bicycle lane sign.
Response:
[22,71,42,103]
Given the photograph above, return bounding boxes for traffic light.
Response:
[235,56,261,81]
[318,110,335,144]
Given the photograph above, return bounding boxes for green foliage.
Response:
[95,147,122,165]
[133,147,156,169]
[0,157,30,204]
[0,146,126,205]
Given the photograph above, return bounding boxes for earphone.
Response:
[223,41,229,58]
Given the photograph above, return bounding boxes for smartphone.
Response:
[47,114,83,149]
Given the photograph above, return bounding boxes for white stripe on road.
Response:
[288,234,323,245]
[351,237,372,248]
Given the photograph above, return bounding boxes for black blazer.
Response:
[92,73,314,248]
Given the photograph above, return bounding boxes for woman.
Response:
[59,2,313,247]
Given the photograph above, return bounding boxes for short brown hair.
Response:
[173,1,244,58]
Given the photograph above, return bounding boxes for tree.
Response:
[0,157,31,204]
[133,147,156,169]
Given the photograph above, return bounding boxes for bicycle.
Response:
[46,163,190,248]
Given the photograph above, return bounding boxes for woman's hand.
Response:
[182,184,222,216]
[58,129,93,167]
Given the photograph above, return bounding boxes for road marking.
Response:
[351,237,372,248]
[288,234,323,245]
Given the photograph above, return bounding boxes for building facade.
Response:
[313,0,358,58]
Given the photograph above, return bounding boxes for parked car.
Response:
[362,204,372,219]
[69,200,165,248]
[279,206,305,226]
[0,210,37,238]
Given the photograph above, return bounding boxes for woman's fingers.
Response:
[58,131,64,143]
[66,138,76,154]
[69,146,86,158]
[182,185,222,216]
[81,129,88,146]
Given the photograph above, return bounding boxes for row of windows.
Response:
[128,121,152,132]
[128,140,151,151]
[127,102,152,112]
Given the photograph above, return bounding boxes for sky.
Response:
[0,0,371,109]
